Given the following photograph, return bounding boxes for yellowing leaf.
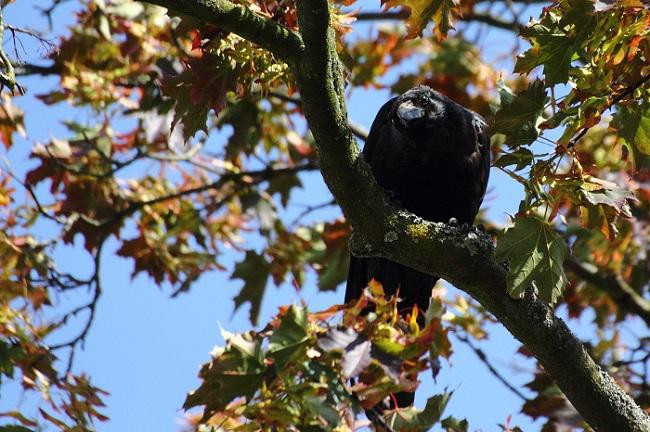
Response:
[0,94,26,150]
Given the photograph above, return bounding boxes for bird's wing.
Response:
[471,112,491,211]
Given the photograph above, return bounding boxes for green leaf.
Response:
[316,247,349,291]
[515,3,594,85]
[491,80,547,148]
[217,98,262,160]
[495,216,569,304]
[184,331,265,419]
[267,173,303,208]
[622,105,650,155]
[424,0,458,39]
[637,109,650,155]
[515,34,575,86]
[241,192,277,232]
[232,251,271,325]
[441,416,469,432]
[307,221,351,291]
[385,391,452,431]
[495,148,534,171]
[304,396,341,425]
[611,104,650,166]
[268,305,309,369]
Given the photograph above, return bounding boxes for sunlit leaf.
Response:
[382,0,459,39]
[268,305,309,369]
[384,391,452,431]
[496,216,569,304]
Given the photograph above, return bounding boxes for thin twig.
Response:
[6,170,67,223]
[354,10,522,31]
[0,4,24,94]
[5,24,57,53]
[565,258,650,328]
[568,74,650,149]
[290,199,337,226]
[50,236,106,376]
[456,333,530,401]
[112,163,317,222]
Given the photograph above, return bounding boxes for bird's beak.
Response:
[397,100,425,125]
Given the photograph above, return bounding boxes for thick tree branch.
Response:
[290,1,650,431]
[565,258,650,328]
[139,0,304,64]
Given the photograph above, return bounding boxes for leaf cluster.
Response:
[184,285,457,431]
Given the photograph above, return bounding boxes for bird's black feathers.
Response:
[344,86,490,407]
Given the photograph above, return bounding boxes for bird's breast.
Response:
[383,150,482,224]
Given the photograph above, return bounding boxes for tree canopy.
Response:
[0,0,649,431]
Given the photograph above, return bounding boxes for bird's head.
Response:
[390,86,481,154]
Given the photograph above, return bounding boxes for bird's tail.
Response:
[345,254,369,305]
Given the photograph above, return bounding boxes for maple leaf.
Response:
[384,391,453,431]
[268,305,309,369]
[382,0,460,40]
[160,53,239,141]
[579,176,636,218]
[491,80,547,148]
[231,250,271,325]
[496,216,570,304]
[613,104,650,157]
[184,330,265,421]
[515,3,595,86]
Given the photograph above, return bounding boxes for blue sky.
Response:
[0,1,580,431]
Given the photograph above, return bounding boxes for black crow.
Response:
[345,86,491,407]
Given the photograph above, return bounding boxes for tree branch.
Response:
[456,334,529,401]
[290,1,650,431]
[133,0,649,429]
[565,258,650,328]
[95,163,317,228]
[138,0,304,64]
[464,11,523,32]
[354,10,523,32]
[50,235,107,376]
[14,63,58,76]
[0,4,24,94]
